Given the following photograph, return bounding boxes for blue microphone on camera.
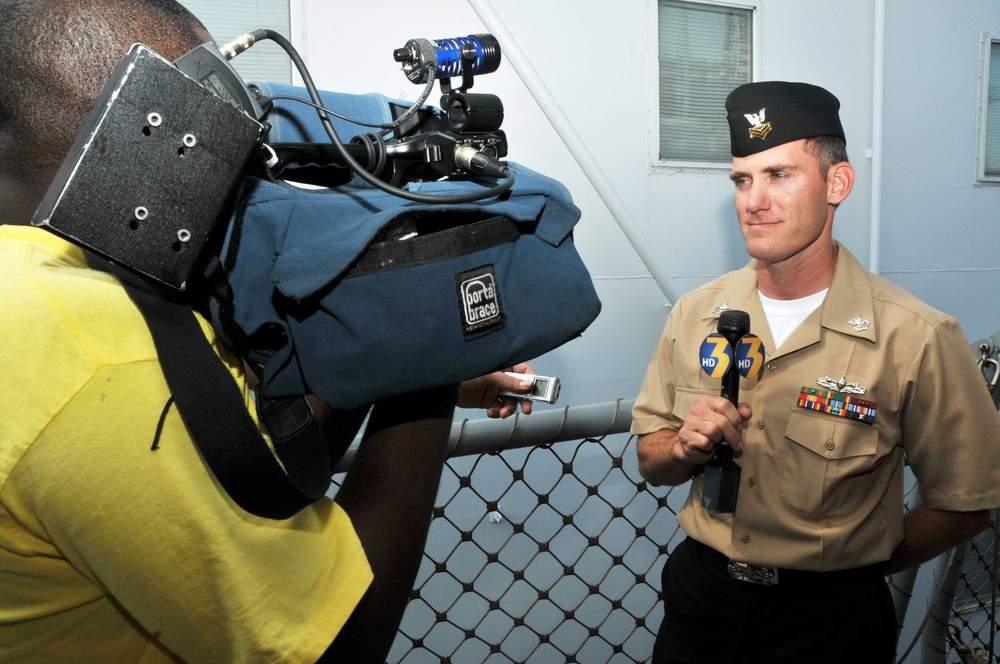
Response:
[393,34,502,84]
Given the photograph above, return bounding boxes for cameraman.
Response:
[0,1,533,662]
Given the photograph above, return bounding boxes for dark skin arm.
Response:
[885,505,991,575]
[308,366,536,472]
[319,386,457,663]
[313,368,535,662]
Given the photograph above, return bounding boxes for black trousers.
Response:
[653,537,897,664]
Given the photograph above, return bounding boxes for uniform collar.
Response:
[701,241,877,349]
[819,242,877,344]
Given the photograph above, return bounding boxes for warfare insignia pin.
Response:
[817,376,866,395]
[849,316,870,332]
[712,303,731,315]
[744,108,772,141]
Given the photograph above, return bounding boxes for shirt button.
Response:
[747,477,757,487]
[756,420,765,430]
[741,534,751,544]
[826,440,836,451]
[767,363,777,372]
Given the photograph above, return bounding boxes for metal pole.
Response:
[465,0,682,305]
[920,544,967,664]
[336,399,635,473]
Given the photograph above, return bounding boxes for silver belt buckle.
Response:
[727,561,780,585]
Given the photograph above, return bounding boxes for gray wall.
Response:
[882,0,1000,342]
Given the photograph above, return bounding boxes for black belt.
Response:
[687,537,887,588]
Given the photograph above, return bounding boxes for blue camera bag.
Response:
[210,163,601,409]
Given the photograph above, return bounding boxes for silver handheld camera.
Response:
[499,372,561,404]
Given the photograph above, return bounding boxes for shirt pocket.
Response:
[674,386,716,422]
[779,409,881,517]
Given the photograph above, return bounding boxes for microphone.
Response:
[394,34,502,84]
[717,310,750,407]
[700,310,751,513]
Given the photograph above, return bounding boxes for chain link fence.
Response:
[384,432,675,663]
[335,414,1000,663]
[949,521,999,663]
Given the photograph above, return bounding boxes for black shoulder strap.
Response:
[117,269,332,520]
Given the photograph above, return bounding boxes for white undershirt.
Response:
[758,289,828,349]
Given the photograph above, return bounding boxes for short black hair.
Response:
[0,0,208,176]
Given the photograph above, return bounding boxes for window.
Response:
[657,0,756,165]
[178,0,292,84]
[976,32,1000,184]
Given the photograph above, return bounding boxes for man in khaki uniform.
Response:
[632,81,1000,663]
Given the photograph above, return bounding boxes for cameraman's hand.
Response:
[459,363,535,419]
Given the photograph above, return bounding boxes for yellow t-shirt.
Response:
[0,225,372,663]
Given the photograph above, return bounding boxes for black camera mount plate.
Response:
[33,44,264,290]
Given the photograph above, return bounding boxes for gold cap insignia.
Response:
[744,108,772,141]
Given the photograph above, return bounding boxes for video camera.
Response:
[23,26,602,517]
[30,27,600,415]
[31,30,513,291]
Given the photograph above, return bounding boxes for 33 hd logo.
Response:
[699,333,765,379]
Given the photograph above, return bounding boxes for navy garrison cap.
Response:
[725,81,846,157]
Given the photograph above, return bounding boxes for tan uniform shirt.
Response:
[632,243,1000,571]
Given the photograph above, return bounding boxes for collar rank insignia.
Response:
[849,316,870,332]
[744,108,772,141]
[712,302,731,315]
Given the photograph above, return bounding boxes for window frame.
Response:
[975,30,1000,185]
[647,0,761,172]
[177,0,293,85]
